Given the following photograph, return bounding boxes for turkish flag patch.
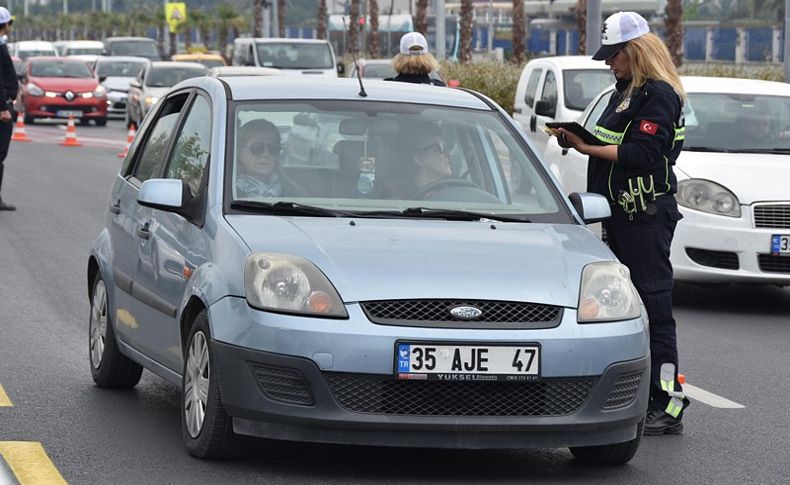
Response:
[639,119,658,135]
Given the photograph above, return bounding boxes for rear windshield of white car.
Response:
[684,93,790,152]
[256,42,334,70]
[66,47,103,56]
[96,60,147,77]
[563,69,614,111]
[109,41,158,57]
[226,101,569,223]
[146,66,207,87]
[30,60,93,78]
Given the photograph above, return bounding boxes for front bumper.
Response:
[672,203,790,284]
[24,96,107,119]
[209,297,650,449]
[106,91,127,116]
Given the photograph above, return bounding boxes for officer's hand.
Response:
[0,110,10,123]
[557,128,585,153]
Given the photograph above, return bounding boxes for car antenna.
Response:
[342,16,367,98]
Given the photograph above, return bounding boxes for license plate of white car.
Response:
[395,342,540,381]
[56,110,83,118]
[771,234,790,254]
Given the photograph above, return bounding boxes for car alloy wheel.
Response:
[184,330,210,438]
[89,278,107,370]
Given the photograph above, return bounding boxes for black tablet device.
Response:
[544,121,608,146]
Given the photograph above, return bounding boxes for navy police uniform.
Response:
[383,73,446,86]
[0,36,17,202]
[588,78,689,418]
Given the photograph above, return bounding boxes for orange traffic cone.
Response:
[59,116,82,147]
[117,123,136,158]
[11,112,31,142]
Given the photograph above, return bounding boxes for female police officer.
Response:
[558,11,689,435]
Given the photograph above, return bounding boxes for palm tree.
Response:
[512,0,525,64]
[316,0,327,40]
[348,0,360,55]
[415,0,428,35]
[575,0,586,55]
[367,0,380,58]
[253,0,263,37]
[277,0,286,37]
[664,0,683,67]
[217,4,239,62]
[459,0,473,63]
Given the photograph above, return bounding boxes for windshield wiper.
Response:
[726,147,790,154]
[396,207,529,222]
[230,200,352,217]
[682,146,732,153]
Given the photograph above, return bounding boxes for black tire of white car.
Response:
[89,275,144,389]
[181,310,237,459]
[568,418,644,465]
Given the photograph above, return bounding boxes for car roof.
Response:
[150,61,207,70]
[682,76,790,95]
[527,55,606,70]
[62,40,104,47]
[239,38,331,45]
[196,77,490,110]
[104,37,155,42]
[173,53,224,60]
[95,56,150,64]
[27,56,85,63]
[208,66,283,76]
[16,41,56,49]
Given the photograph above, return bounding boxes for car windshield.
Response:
[256,42,333,69]
[30,60,92,78]
[683,93,790,152]
[67,47,103,56]
[110,41,158,57]
[563,69,614,111]
[228,101,567,223]
[19,50,56,60]
[96,60,146,77]
[146,66,207,87]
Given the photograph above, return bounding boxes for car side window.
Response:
[583,92,611,132]
[131,94,189,183]
[539,71,557,112]
[524,69,542,108]
[164,95,211,196]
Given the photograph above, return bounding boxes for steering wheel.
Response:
[413,177,479,199]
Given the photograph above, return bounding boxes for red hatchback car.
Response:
[20,57,108,126]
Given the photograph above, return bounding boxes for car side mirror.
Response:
[535,99,556,118]
[98,75,107,83]
[129,80,141,88]
[336,62,346,75]
[569,192,611,224]
[138,179,193,217]
[17,74,25,82]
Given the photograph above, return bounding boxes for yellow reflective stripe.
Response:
[0,384,11,407]
[674,126,685,141]
[665,398,684,418]
[594,125,625,145]
[0,442,67,484]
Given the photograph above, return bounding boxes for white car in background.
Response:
[11,40,58,60]
[544,76,790,285]
[94,56,148,119]
[207,66,284,77]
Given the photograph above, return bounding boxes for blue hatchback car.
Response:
[88,76,649,463]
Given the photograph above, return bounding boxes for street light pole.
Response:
[436,0,445,59]
[586,0,601,57]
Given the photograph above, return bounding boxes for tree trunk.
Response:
[169,31,177,57]
[185,27,192,50]
[459,0,473,63]
[415,0,428,35]
[278,0,286,37]
[348,0,360,55]
[664,0,683,67]
[158,25,166,59]
[253,0,263,37]
[575,0,587,55]
[368,0,380,58]
[317,0,327,40]
[512,0,525,64]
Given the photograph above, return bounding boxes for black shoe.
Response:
[0,200,15,211]
[644,407,684,435]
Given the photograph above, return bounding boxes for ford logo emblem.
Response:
[450,306,483,320]
[64,91,75,101]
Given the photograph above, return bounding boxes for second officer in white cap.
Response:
[384,31,445,86]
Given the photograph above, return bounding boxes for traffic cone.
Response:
[59,116,82,147]
[11,112,31,142]
[117,123,136,158]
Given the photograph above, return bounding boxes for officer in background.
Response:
[558,11,690,435]
[384,32,446,86]
[0,7,17,211]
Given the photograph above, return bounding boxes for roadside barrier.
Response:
[58,116,82,147]
[11,113,31,142]
[117,123,136,158]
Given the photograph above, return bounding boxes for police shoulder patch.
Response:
[639,119,658,135]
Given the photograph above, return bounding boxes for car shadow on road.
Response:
[673,281,790,315]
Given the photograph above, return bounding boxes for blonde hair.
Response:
[392,52,440,76]
[621,33,685,102]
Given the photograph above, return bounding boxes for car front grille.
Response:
[325,373,595,416]
[685,248,739,270]
[250,363,315,406]
[758,254,790,273]
[360,299,562,329]
[602,371,643,410]
[753,204,790,229]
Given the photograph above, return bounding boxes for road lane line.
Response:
[0,385,11,407]
[684,383,745,409]
[0,442,66,484]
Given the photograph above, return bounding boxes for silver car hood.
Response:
[101,76,135,91]
[226,216,613,307]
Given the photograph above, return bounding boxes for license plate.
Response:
[771,234,790,254]
[395,342,540,381]
[56,110,83,118]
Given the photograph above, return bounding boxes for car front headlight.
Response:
[578,262,641,323]
[676,179,740,217]
[244,252,348,318]
[92,85,106,98]
[143,95,158,107]
[26,83,44,96]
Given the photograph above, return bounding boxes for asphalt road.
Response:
[0,120,788,484]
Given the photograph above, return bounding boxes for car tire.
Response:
[181,310,237,459]
[569,418,644,465]
[89,275,144,389]
[95,117,107,127]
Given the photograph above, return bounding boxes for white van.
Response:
[12,41,58,60]
[513,56,613,155]
[232,38,342,77]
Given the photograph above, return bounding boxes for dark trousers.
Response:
[603,195,686,414]
[0,113,13,194]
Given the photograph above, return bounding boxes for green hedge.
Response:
[441,61,525,115]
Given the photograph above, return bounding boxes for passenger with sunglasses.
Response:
[235,119,300,198]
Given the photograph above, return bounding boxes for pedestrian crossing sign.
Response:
[166,2,187,33]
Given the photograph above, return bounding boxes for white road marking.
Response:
[684,383,745,409]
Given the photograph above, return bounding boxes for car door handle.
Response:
[109,201,121,214]
[135,223,150,240]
